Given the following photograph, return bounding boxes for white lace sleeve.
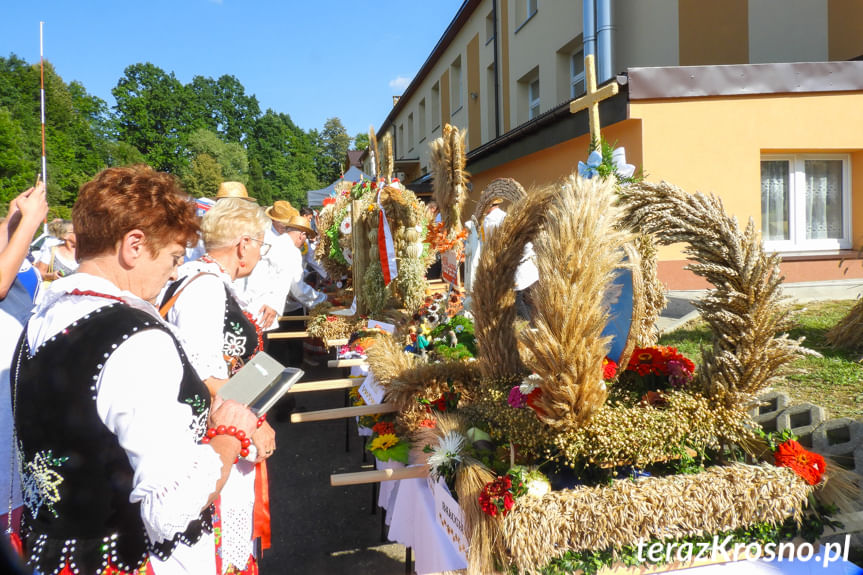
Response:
[167,275,229,381]
[96,329,223,544]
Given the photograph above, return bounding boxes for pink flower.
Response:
[508,386,527,408]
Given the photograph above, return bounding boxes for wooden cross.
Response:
[569,53,619,142]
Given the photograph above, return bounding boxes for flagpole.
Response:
[39,21,47,186]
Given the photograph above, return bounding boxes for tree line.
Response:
[0,54,361,218]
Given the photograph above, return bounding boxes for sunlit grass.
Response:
[659,300,863,420]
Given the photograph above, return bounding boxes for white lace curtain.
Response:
[804,159,843,240]
[761,160,789,241]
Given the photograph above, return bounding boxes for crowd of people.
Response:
[0,167,329,575]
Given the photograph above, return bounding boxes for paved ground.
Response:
[260,340,409,575]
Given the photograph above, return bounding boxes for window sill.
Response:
[485,36,494,46]
[451,105,463,117]
[772,249,860,262]
[515,10,537,34]
[418,137,426,144]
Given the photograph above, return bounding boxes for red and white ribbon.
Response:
[377,183,398,286]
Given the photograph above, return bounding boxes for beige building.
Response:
[363,0,863,288]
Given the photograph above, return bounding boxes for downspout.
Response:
[596,0,613,83]
[492,0,501,139]
[583,0,596,58]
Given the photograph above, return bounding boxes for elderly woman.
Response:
[162,198,276,575]
[34,219,78,280]
[11,166,258,574]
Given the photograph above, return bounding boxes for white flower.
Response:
[519,373,541,395]
[223,332,247,358]
[342,247,353,265]
[455,324,464,333]
[427,431,465,479]
[526,477,551,497]
[340,217,352,235]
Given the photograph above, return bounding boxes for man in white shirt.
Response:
[281,214,327,313]
[234,201,299,331]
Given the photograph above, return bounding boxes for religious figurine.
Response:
[447,328,458,348]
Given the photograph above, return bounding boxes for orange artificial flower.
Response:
[774,439,826,486]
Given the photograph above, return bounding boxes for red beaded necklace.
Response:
[68,289,126,304]
[199,254,228,275]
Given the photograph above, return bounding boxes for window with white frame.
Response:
[527,0,537,19]
[570,49,585,98]
[760,154,851,251]
[528,78,540,120]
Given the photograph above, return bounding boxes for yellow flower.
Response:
[370,433,399,451]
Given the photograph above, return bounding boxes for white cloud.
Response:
[389,75,412,92]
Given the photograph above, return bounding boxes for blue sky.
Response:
[1,0,465,140]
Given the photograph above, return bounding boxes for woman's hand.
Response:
[208,396,257,439]
[252,420,276,463]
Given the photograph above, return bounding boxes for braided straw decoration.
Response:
[471,177,527,230]
[617,180,808,409]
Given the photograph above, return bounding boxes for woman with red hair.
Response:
[11,165,258,574]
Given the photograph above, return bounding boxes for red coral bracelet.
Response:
[256,415,266,428]
[201,425,252,459]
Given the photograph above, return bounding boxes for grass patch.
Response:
[659,300,863,420]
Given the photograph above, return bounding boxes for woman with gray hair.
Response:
[161,197,277,574]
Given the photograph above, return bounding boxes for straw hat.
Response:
[265,200,299,224]
[283,215,316,238]
[490,197,504,206]
[215,181,256,202]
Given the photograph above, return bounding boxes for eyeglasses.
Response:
[247,237,271,256]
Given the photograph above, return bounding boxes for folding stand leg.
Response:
[343,385,350,452]
[380,506,387,542]
[405,547,412,574]
[370,482,377,515]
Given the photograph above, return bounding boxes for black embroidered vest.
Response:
[12,304,213,574]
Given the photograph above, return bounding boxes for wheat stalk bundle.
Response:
[825,298,863,352]
[520,174,634,429]
[369,126,379,178]
[500,464,811,573]
[381,132,394,182]
[617,181,808,409]
[429,124,469,232]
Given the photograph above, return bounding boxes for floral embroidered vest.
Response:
[12,303,213,574]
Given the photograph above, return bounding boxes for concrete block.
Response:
[813,419,862,474]
[750,391,791,431]
[775,403,826,449]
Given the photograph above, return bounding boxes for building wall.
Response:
[614,0,680,69]
[828,0,863,60]
[749,0,829,62]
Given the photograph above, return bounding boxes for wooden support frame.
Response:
[288,378,359,393]
[276,315,312,322]
[290,402,398,423]
[265,331,310,340]
[330,464,430,486]
[327,358,367,368]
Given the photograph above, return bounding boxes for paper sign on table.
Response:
[367,319,396,333]
[428,476,468,562]
[358,371,386,405]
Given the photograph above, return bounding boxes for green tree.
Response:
[317,117,350,184]
[353,132,369,151]
[112,63,194,174]
[183,153,223,198]
[181,128,249,195]
[188,75,260,143]
[247,110,319,207]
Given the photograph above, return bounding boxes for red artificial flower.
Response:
[372,421,395,436]
[628,347,664,372]
[418,418,437,429]
[526,388,545,416]
[602,357,618,380]
[774,440,826,486]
